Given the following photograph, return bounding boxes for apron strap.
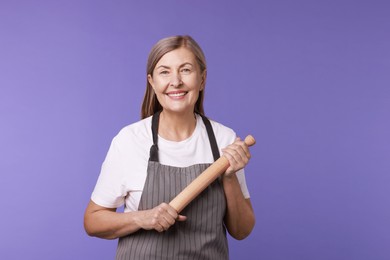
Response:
[199,114,220,161]
[149,111,220,162]
[149,110,161,162]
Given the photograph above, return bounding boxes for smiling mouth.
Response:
[166,92,187,97]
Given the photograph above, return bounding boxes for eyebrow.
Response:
[156,62,194,70]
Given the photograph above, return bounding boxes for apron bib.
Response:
[116,112,228,260]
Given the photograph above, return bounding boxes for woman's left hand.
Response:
[222,137,251,177]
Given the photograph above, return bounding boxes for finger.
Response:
[162,203,182,223]
[232,138,251,159]
[224,145,246,165]
[156,214,172,231]
[222,145,249,175]
[157,205,176,227]
[240,141,251,159]
[176,215,187,221]
[222,147,239,166]
[162,214,176,226]
[230,136,250,156]
[222,149,239,175]
[225,141,250,164]
[236,145,250,164]
[156,224,165,232]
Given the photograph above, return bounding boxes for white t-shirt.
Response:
[91,114,250,212]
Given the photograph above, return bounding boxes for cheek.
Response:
[153,79,168,91]
[187,76,203,89]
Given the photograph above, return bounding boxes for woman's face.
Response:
[148,47,205,115]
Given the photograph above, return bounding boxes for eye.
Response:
[181,68,191,74]
[159,70,169,75]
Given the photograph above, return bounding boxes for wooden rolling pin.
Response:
[169,135,256,213]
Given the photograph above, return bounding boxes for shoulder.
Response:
[203,115,237,147]
[111,116,153,150]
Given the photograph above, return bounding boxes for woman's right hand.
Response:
[84,200,187,239]
[138,203,187,232]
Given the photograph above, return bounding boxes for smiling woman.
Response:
[84,35,255,260]
[147,47,206,125]
[142,36,208,118]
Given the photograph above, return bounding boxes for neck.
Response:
[158,110,197,141]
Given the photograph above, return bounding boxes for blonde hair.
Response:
[141,35,207,119]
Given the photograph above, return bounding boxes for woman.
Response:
[84,35,255,259]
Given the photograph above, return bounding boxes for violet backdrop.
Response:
[0,0,389,259]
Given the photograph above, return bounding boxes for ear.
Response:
[200,70,207,91]
[147,74,154,89]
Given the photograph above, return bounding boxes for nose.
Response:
[169,72,182,87]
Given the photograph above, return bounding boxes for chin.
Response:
[164,106,194,115]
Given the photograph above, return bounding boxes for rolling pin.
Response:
[169,135,256,213]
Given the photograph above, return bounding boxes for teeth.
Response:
[168,92,186,97]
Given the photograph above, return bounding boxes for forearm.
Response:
[84,201,143,240]
[223,174,255,240]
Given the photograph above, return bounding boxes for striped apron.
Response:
[116,111,228,259]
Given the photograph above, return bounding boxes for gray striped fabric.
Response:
[116,161,228,260]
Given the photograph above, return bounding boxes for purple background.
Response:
[1,1,389,259]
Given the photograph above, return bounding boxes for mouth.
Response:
[166,91,188,98]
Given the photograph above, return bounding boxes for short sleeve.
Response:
[236,169,250,199]
[91,137,127,208]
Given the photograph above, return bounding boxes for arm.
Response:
[222,175,255,240]
[221,138,256,240]
[84,200,186,240]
